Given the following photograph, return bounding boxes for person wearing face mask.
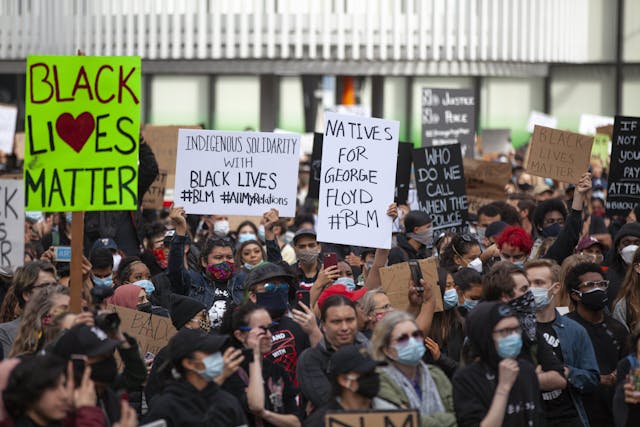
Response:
[604,223,640,306]
[89,248,115,289]
[565,262,629,427]
[388,211,433,266]
[371,311,456,426]
[438,234,483,274]
[525,258,600,427]
[452,267,483,316]
[488,225,533,270]
[303,345,382,427]
[144,329,247,427]
[613,246,640,332]
[575,236,607,266]
[290,228,323,289]
[223,303,302,427]
[453,301,544,426]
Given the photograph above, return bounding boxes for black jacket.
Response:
[388,233,427,266]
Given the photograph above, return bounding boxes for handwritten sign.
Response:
[413,144,468,233]
[379,258,444,313]
[142,169,168,210]
[527,111,557,133]
[307,132,323,200]
[395,142,413,205]
[525,125,594,183]
[0,179,24,267]
[142,124,202,189]
[463,158,511,200]
[174,129,300,217]
[325,409,419,427]
[24,56,141,211]
[422,88,475,158]
[108,304,176,357]
[579,114,614,135]
[0,104,17,154]
[591,134,611,168]
[316,112,399,249]
[606,116,640,216]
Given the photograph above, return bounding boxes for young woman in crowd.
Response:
[613,324,640,426]
[438,234,483,274]
[613,246,640,332]
[371,310,456,426]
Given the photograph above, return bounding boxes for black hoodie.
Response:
[452,302,544,427]
[388,233,428,266]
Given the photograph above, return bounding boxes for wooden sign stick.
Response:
[69,211,85,313]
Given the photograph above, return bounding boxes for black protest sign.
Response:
[307,132,323,200]
[413,144,468,233]
[325,409,419,427]
[395,142,413,204]
[606,116,640,216]
[421,88,475,158]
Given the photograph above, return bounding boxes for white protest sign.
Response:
[0,179,24,267]
[317,112,399,249]
[527,111,557,133]
[0,105,17,154]
[579,114,614,135]
[174,129,300,216]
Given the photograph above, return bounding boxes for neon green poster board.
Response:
[592,133,610,168]
[24,56,141,211]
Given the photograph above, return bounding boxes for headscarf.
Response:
[107,284,142,310]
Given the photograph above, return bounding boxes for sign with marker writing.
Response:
[317,112,399,249]
[0,179,24,267]
[463,158,512,200]
[174,129,300,217]
[0,104,17,154]
[413,144,468,233]
[525,126,594,184]
[395,142,413,205]
[24,56,141,211]
[606,116,640,216]
[325,409,419,427]
[527,111,557,133]
[421,88,475,158]
[142,168,168,210]
[307,132,323,200]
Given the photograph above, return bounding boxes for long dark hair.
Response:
[438,234,481,274]
[430,268,464,348]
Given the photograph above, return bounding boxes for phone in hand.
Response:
[242,347,254,364]
[408,260,424,293]
[323,252,338,269]
[295,289,311,311]
[53,246,72,262]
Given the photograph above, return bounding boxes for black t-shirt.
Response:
[265,315,310,387]
[536,320,578,420]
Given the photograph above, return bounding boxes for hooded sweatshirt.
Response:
[605,222,640,305]
[452,302,544,427]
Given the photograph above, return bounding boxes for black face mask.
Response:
[256,290,288,319]
[356,371,380,399]
[518,183,533,192]
[579,289,608,311]
[90,356,118,385]
[136,302,153,313]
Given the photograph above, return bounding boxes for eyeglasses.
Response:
[493,326,522,338]
[263,282,289,292]
[543,217,565,226]
[393,330,423,345]
[577,280,609,291]
[238,321,279,333]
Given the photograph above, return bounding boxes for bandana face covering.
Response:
[152,248,168,269]
[207,261,235,281]
[508,290,537,343]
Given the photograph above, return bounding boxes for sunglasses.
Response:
[263,282,289,292]
[238,321,279,333]
[394,330,423,345]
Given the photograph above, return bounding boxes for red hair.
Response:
[496,226,533,254]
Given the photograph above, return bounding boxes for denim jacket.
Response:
[552,310,600,427]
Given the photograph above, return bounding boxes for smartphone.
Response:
[323,252,338,269]
[242,347,254,364]
[295,289,311,310]
[53,246,72,262]
[70,354,87,384]
[408,260,424,293]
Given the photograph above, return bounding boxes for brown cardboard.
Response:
[596,124,614,137]
[463,158,511,200]
[107,304,176,357]
[525,125,594,183]
[142,169,168,209]
[325,409,419,427]
[378,257,444,313]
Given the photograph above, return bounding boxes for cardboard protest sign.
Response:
[606,116,640,216]
[24,56,141,211]
[316,112,399,249]
[422,88,475,158]
[525,126,594,184]
[325,409,419,427]
[596,124,614,138]
[307,132,323,200]
[394,142,413,205]
[0,104,17,154]
[463,158,511,200]
[108,304,176,357]
[467,194,497,215]
[480,128,512,155]
[527,111,557,133]
[579,114,614,135]
[142,169,168,210]
[379,257,444,313]
[142,125,203,189]
[0,179,24,267]
[174,129,300,217]
[13,132,24,160]
[413,144,468,233]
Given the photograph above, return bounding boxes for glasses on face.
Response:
[578,280,609,291]
[263,282,289,293]
[543,217,565,226]
[493,326,522,338]
[238,321,279,333]
[393,330,423,345]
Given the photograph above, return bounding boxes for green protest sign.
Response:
[24,56,141,211]
[592,133,610,168]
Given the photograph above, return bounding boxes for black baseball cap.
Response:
[293,228,317,245]
[52,324,120,359]
[244,262,294,290]
[168,329,229,363]
[327,345,380,376]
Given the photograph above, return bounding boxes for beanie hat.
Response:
[170,294,206,329]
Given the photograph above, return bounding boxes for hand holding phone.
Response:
[408,260,424,293]
[323,252,338,269]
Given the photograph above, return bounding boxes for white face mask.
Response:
[113,254,122,272]
[213,220,230,237]
[621,244,639,265]
[467,257,483,273]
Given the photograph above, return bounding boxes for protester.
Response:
[453,301,544,426]
[89,248,115,289]
[438,234,482,274]
[291,228,322,289]
[613,246,640,331]
[613,325,640,426]
[388,210,432,265]
[357,288,393,338]
[371,311,456,426]
[139,221,169,277]
[606,223,640,305]
[451,267,483,316]
[575,235,607,265]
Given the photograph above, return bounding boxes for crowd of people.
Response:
[0,146,639,427]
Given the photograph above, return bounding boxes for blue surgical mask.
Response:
[542,223,562,238]
[244,260,265,271]
[258,225,266,241]
[531,286,553,310]
[92,274,113,288]
[197,352,224,381]
[334,277,356,291]
[463,298,478,311]
[395,337,426,366]
[513,261,525,269]
[443,289,459,310]
[496,333,523,359]
[133,279,155,296]
[238,233,257,244]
